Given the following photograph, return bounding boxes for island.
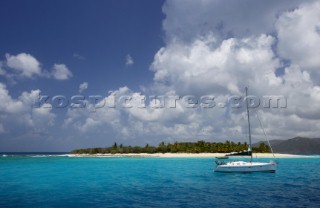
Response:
[71,140,270,155]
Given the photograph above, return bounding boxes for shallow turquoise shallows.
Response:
[1,155,320,207]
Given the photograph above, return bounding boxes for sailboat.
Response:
[214,87,277,173]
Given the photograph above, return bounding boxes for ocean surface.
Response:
[1,154,320,208]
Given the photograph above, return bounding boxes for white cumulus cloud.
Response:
[5,53,41,78]
[151,34,280,95]
[79,82,88,93]
[146,0,320,141]
[276,1,320,74]
[0,83,56,135]
[126,54,134,66]
[1,53,73,81]
[51,64,73,80]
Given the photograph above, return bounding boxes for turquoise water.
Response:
[1,155,320,207]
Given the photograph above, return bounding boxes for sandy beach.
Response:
[68,153,318,158]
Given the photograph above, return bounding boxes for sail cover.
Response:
[226,150,252,156]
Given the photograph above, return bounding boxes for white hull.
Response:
[214,161,276,173]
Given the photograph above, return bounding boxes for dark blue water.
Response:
[1,155,319,207]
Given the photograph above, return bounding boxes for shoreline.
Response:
[67,153,319,158]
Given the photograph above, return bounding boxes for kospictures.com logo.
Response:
[33,94,287,110]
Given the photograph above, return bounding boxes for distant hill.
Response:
[254,137,320,154]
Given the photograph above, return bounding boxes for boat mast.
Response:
[245,87,253,162]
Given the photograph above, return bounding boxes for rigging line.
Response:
[255,111,275,158]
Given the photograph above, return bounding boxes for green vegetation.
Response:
[71,140,271,154]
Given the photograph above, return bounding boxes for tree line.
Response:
[71,140,271,154]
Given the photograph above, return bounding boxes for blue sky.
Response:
[1,0,320,151]
[0,0,164,151]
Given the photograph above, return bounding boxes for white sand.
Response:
[68,153,318,158]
